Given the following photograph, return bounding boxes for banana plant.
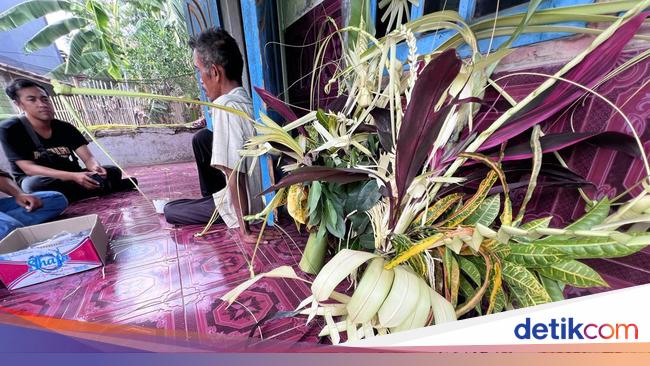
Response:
[0,0,125,78]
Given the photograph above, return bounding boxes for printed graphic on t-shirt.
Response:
[0,118,87,182]
[34,147,73,160]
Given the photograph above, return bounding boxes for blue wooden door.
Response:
[183,0,221,130]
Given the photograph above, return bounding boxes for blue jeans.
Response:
[0,191,68,239]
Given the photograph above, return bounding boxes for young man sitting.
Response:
[0,168,68,239]
[0,79,136,202]
[163,28,269,244]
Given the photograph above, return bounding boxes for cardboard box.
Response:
[0,214,108,290]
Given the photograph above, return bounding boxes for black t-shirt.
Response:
[0,117,88,183]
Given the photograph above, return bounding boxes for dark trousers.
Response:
[21,165,124,202]
[163,196,222,225]
[193,128,227,197]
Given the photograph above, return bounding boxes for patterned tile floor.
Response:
[0,162,323,345]
[0,161,648,345]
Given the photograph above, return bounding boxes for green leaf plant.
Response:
[51,0,650,344]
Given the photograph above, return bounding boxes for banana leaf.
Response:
[65,29,99,73]
[299,232,329,274]
[0,0,74,31]
[50,51,106,78]
[24,17,87,53]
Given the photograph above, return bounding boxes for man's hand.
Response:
[189,117,206,129]
[88,165,107,178]
[69,172,101,190]
[15,193,42,212]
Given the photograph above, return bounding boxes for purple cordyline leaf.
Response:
[254,86,307,136]
[325,95,349,114]
[436,97,493,166]
[255,86,298,121]
[463,98,503,140]
[355,124,378,133]
[394,49,462,208]
[478,12,649,151]
[441,131,477,166]
[488,180,593,195]
[505,163,587,182]
[260,166,370,195]
[369,107,394,152]
[501,131,641,161]
[455,97,484,105]
[439,162,589,196]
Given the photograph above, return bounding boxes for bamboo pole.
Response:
[52,77,210,128]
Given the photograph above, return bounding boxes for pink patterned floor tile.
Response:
[176,242,253,295]
[0,162,324,346]
[170,223,241,254]
[82,297,189,339]
[1,160,648,346]
[179,277,323,343]
[107,233,182,272]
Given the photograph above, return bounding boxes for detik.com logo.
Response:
[514,317,638,340]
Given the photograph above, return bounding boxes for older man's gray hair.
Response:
[189,27,244,84]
